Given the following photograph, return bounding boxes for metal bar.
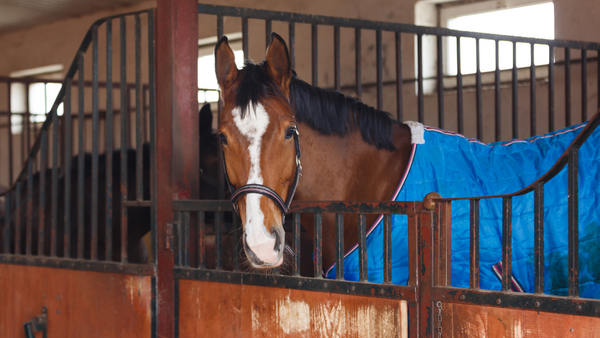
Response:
[15,183,21,254]
[265,19,272,47]
[25,83,30,157]
[7,81,13,184]
[120,16,129,263]
[357,213,367,282]
[383,213,392,284]
[293,213,301,275]
[530,43,536,137]
[51,108,59,257]
[288,22,296,70]
[183,211,190,267]
[175,212,182,267]
[512,41,518,138]
[197,211,205,269]
[549,47,555,132]
[216,16,225,199]
[312,24,318,86]
[470,199,480,289]
[38,132,47,256]
[3,193,11,253]
[436,35,444,128]
[355,28,362,99]
[457,37,464,134]
[105,18,113,261]
[215,211,223,269]
[395,32,403,121]
[582,49,587,122]
[376,29,383,110]
[502,197,513,292]
[147,9,156,265]
[568,148,579,297]
[495,40,501,142]
[476,38,482,140]
[77,52,85,260]
[233,215,239,271]
[135,14,143,201]
[314,212,322,277]
[63,79,72,257]
[0,255,155,275]
[91,25,99,260]
[417,34,424,123]
[26,158,33,255]
[335,213,344,280]
[334,26,341,92]
[565,48,571,127]
[242,17,248,59]
[534,183,544,294]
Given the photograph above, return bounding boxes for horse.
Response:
[214,32,412,269]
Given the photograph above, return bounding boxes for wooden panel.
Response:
[179,280,407,338]
[0,264,151,337]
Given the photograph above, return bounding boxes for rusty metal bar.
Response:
[512,41,518,139]
[63,79,72,257]
[530,43,536,137]
[437,35,444,129]
[357,213,367,282]
[395,32,403,121]
[549,46,555,132]
[38,131,47,256]
[476,38,482,140]
[135,14,143,201]
[534,182,544,294]
[197,211,205,269]
[265,19,272,47]
[582,49,587,122]
[314,212,322,277]
[355,28,362,99]
[470,199,480,289]
[565,48,571,127]
[568,148,579,297]
[293,212,301,276]
[335,213,344,280]
[312,24,318,86]
[495,39,501,142]
[147,9,156,262]
[502,196,513,292]
[457,37,464,135]
[77,52,85,260]
[51,107,59,257]
[91,25,99,260]
[120,16,129,263]
[105,18,114,261]
[334,25,341,92]
[289,22,296,70]
[242,17,248,59]
[376,29,383,110]
[383,214,392,284]
[26,158,33,255]
[215,211,223,269]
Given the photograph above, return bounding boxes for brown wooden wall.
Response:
[178,280,408,338]
[0,264,152,337]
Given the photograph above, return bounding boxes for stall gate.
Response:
[2,2,600,337]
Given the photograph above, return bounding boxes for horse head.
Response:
[215,33,299,268]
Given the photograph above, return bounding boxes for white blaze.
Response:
[231,104,273,248]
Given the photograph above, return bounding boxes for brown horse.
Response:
[215,33,413,269]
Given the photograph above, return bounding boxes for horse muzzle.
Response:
[243,226,284,268]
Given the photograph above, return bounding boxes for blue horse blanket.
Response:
[326,122,600,298]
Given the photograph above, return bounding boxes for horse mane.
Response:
[234,60,398,151]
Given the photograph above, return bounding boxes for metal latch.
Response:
[165,223,176,251]
[24,306,47,338]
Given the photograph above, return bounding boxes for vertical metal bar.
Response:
[568,148,579,297]
[495,40,501,142]
[197,211,205,269]
[215,16,225,201]
[417,34,424,123]
[288,22,296,71]
[355,28,362,99]
[502,197,513,292]
[215,211,222,270]
[475,38,482,140]
[457,37,464,135]
[582,49,587,122]
[383,214,392,284]
[7,82,13,184]
[530,43,536,137]
[26,158,33,255]
[51,108,59,257]
[183,211,190,267]
[105,18,113,261]
[77,52,85,260]
[265,19,272,47]
[549,46,555,132]
[565,48,571,127]
[293,213,301,276]
[135,15,143,201]
[232,214,239,271]
[357,213,367,282]
[63,79,72,257]
[395,32,403,121]
[334,26,341,92]
[314,213,322,277]
[242,17,248,59]
[38,131,47,256]
[176,212,182,267]
[534,183,544,294]
[91,25,99,260]
[120,16,129,263]
[312,24,318,87]
[25,83,30,156]
[437,35,444,129]
[3,193,10,254]
[335,213,344,280]
[512,41,518,139]
[15,183,21,255]
[470,199,480,289]
[148,9,156,264]
[376,29,383,111]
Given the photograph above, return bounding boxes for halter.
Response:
[222,126,302,223]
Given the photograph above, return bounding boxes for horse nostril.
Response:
[274,231,282,251]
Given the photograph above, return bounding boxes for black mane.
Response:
[234,60,398,151]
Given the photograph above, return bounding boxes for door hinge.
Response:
[24,307,47,338]
[165,223,176,251]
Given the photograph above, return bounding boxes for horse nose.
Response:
[244,227,284,267]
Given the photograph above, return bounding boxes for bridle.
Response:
[221,125,302,224]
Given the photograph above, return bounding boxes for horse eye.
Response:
[285,127,296,140]
[219,134,228,145]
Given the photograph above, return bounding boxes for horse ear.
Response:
[214,36,238,95]
[199,103,213,140]
[266,32,292,95]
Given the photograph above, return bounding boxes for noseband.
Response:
[222,126,302,223]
